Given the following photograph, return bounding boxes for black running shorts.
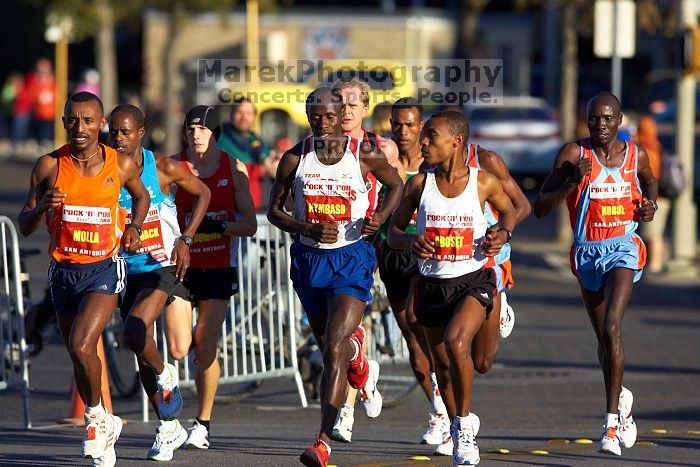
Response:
[378,245,419,304]
[181,267,239,303]
[414,268,496,328]
[119,266,188,320]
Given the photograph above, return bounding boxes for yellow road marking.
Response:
[574,438,593,444]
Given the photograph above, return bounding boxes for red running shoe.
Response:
[347,326,369,389]
[299,434,330,467]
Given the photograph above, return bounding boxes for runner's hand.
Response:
[482,226,507,257]
[306,222,338,244]
[635,197,656,222]
[171,240,190,281]
[361,214,382,236]
[411,234,435,259]
[38,188,66,212]
[122,226,141,253]
[572,158,592,182]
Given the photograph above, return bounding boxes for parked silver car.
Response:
[465,97,561,187]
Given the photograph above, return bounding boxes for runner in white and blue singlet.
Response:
[110,105,211,462]
[268,87,403,467]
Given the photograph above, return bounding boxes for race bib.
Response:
[588,181,634,238]
[126,206,169,263]
[57,204,113,258]
[424,212,475,262]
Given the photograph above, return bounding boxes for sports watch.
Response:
[498,227,512,243]
[179,235,194,247]
[129,224,142,236]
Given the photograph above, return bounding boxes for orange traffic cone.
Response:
[58,335,114,425]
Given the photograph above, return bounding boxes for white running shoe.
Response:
[421,412,450,445]
[433,430,453,456]
[499,293,515,339]
[434,412,479,456]
[359,360,383,418]
[184,420,210,449]
[598,425,622,456]
[158,362,183,420]
[82,413,123,459]
[148,419,188,461]
[453,414,480,466]
[618,386,637,448]
[331,404,354,443]
[92,445,116,467]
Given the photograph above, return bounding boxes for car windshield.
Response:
[470,106,551,121]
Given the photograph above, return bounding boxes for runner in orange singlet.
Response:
[18,92,149,466]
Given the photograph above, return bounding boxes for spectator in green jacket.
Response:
[217,96,276,211]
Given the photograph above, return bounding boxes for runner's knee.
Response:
[122,316,148,355]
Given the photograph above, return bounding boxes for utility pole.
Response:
[45,14,73,148]
[671,0,699,270]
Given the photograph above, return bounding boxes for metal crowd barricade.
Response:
[141,215,307,421]
[0,216,31,428]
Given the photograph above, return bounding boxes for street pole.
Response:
[671,0,698,269]
[246,0,259,84]
[611,0,622,97]
[54,36,68,148]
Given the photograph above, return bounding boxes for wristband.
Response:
[129,224,142,236]
[498,227,512,243]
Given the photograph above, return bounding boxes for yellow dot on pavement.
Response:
[635,441,657,446]
[410,456,431,461]
[490,448,510,454]
[687,430,700,435]
[651,428,668,434]
[531,450,549,455]
[548,438,571,444]
[574,438,594,444]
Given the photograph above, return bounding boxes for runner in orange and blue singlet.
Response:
[535,92,658,459]
[566,138,647,289]
[18,92,150,466]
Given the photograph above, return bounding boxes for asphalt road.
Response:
[1,156,699,466]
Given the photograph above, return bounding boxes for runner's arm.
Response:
[18,155,61,237]
[119,155,149,251]
[227,157,257,237]
[361,144,404,234]
[481,171,516,257]
[635,146,658,222]
[533,142,587,218]
[478,147,531,226]
[387,174,430,253]
[159,157,211,238]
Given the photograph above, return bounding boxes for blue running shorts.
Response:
[49,256,126,316]
[571,234,647,292]
[290,240,375,315]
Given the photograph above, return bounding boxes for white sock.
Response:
[341,403,354,414]
[85,402,106,420]
[429,372,448,415]
[157,363,171,386]
[433,395,447,416]
[455,414,472,431]
[159,419,177,430]
[605,413,619,428]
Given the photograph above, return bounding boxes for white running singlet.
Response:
[416,166,488,278]
[293,136,371,249]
